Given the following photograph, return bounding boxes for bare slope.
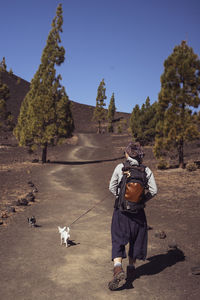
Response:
[0,70,130,133]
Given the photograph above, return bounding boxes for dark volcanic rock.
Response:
[168,242,178,249]
[32,187,38,193]
[17,198,28,206]
[147,225,153,230]
[1,211,8,219]
[155,230,167,239]
[6,206,16,213]
[32,159,39,163]
[26,192,35,202]
[191,265,200,275]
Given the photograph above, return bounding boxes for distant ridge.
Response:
[0,71,30,121]
[0,71,130,133]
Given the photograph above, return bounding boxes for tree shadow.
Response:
[116,248,185,291]
[47,156,124,165]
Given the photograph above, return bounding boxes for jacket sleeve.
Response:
[144,167,158,202]
[109,164,122,196]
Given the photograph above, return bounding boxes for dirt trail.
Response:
[0,134,118,300]
[0,133,199,300]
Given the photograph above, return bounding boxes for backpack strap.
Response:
[114,162,126,208]
[122,161,146,172]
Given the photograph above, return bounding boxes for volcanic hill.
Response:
[0,70,130,134]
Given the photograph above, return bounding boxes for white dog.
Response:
[58,226,70,247]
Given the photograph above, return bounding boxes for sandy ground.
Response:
[0,133,200,299]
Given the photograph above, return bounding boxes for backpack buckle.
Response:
[126,204,138,213]
[124,170,131,178]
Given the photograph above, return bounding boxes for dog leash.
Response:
[69,192,109,227]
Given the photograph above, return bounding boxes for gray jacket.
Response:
[109,156,157,200]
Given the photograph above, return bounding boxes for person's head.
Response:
[124,141,144,163]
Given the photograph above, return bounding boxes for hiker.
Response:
[108,141,157,290]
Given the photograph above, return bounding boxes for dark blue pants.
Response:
[111,208,147,261]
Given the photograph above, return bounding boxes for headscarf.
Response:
[125,142,144,160]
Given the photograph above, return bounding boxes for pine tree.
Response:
[0,79,9,129]
[14,4,74,163]
[129,104,142,141]
[107,92,116,132]
[0,57,7,71]
[117,120,122,134]
[139,97,158,144]
[154,41,200,167]
[0,76,14,132]
[93,79,106,133]
[129,97,157,145]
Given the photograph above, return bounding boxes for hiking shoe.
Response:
[108,266,125,291]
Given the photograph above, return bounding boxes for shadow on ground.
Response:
[47,156,124,165]
[68,240,80,247]
[117,248,185,291]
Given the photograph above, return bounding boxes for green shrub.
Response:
[186,162,197,172]
[157,159,169,170]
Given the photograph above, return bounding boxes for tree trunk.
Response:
[42,143,48,163]
[178,138,184,168]
[97,121,101,134]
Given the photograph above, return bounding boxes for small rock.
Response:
[1,211,8,219]
[28,181,35,187]
[147,225,153,230]
[18,198,28,206]
[26,192,35,202]
[7,206,16,213]
[191,265,200,275]
[155,230,167,239]
[32,159,39,163]
[32,187,38,193]
[168,242,178,249]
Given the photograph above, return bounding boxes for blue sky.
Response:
[1,0,200,113]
